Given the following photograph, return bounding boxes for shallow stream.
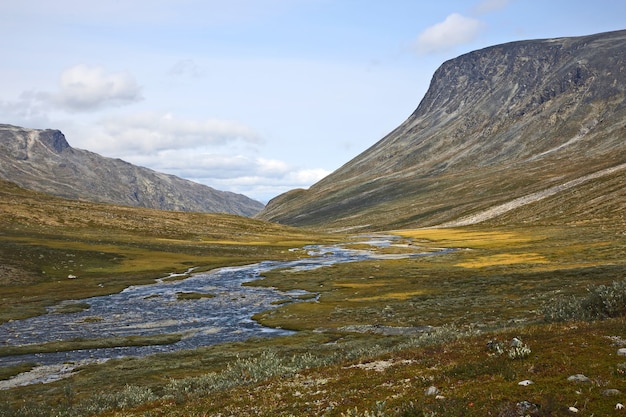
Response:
[0,236,451,387]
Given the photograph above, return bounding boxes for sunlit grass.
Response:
[350,290,428,302]
[393,227,540,248]
[455,252,549,268]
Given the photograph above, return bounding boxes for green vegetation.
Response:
[0,179,338,323]
[0,363,37,381]
[1,179,625,416]
[175,292,215,301]
[251,226,625,331]
[0,334,183,357]
[542,277,626,322]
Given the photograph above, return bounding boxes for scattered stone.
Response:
[618,348,626,356]
[435,395,445,400]
[605,336,626,346]
[424,386,439,396]
[510,337,523,347]
[67,274,77,279]
[603,389,622,396]
[567,374,591,383]
[616,403,624,410]
[345,360,395,372]
[568,406,579,413]
[517,401,540,415]
[518,379,534,386]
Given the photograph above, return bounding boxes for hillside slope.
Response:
[0,124,264,216]
[258,29,626,230]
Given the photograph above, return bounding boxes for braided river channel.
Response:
[0,236,453,388]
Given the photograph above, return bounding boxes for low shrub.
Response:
[487,337,531,360]
[341,401,388,417]
[163,349,328,400]
[0,385,156,417]
[542,278,626,322]
[71,385,157,415]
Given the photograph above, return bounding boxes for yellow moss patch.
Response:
[333,282,389,289]
[455,252,549,268]
[351,290,427,302]
[393,228,539,248]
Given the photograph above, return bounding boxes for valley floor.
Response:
[1,219,625,416]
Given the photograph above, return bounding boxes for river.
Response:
[0,236,451,388]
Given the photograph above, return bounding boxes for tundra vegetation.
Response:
[1,180,626,416]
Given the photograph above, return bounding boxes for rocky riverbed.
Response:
[0,237,451,389]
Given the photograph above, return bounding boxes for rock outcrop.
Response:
[0,124,264,216]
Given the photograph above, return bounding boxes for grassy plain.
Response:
[1,179,625,416]
[252,225,625,331]
[0,179,337,323]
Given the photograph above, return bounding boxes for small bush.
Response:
[163,349,328,399]
[542,278,626,322]
[487,338,531,360]
[508,343,532,360]
[0,385,156,417]
[69,385,157,416]
[341,401,388,417]
[0,402,53,417]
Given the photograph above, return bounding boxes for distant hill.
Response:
[0,124,264,216]
[258,29,626,230]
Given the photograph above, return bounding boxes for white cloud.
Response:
[50,65,143,111]
[285,168,329,184]
[91,112,261,155]
[120,148,329,202]
[206,166,331,202]
[62,113,323,201]
[0,90,52,128]
[415,13,485,55]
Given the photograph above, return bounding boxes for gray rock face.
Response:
[0,124,264,216]
[259,29,626,229]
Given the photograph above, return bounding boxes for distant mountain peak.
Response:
[0,124,264,216]
[38,128,71,154]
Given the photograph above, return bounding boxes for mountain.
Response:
[258,29,626,230]
[0,124,264,216]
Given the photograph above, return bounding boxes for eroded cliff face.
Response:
[259,30,626,230]
[0,125,264,216]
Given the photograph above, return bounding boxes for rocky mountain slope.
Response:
[258,29,626,230]
[0,124,264,216]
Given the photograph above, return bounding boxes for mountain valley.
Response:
[1,29,625,417]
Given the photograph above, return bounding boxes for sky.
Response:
[1,1,624,203]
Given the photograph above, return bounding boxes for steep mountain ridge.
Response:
[259,29,626,230]
[0,124,264,216]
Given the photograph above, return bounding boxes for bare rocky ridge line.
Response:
[258,29,626,230]
[0,124,264,216]
[436,162,626,227]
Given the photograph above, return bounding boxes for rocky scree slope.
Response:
[0,124,264,216]
[258,29,626,230]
